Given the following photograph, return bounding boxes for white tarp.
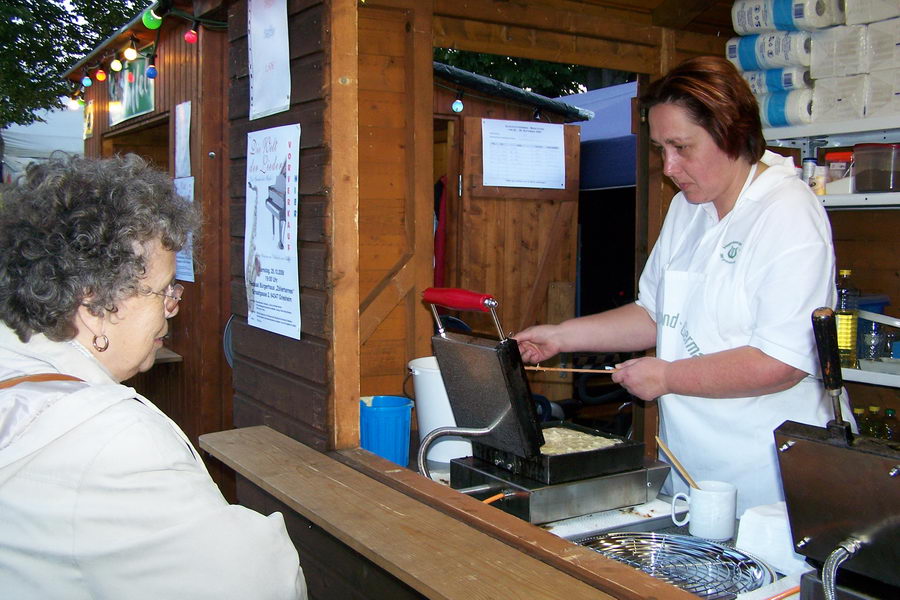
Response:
[2,108,84,183]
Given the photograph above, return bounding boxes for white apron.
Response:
[654,165,835,515]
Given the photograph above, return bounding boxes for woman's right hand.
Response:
[512,324,564,364]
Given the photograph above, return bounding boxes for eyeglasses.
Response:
[149,282,184,317]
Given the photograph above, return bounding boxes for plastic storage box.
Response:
[852,143,899,192]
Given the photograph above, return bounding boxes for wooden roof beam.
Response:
[652,0,720,30]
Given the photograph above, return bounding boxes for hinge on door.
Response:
[458,174,462,199]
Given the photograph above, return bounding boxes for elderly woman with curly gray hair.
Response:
[0,154,306,599]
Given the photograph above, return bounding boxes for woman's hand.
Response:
[512,325,564,364]
[611,356,670,401]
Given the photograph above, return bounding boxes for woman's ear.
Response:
[74,301,103,341]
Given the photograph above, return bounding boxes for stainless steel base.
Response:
[450,456,670,524]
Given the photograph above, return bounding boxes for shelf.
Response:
[764,115,900,141]
[821,192,900,209]
[155,346,183,364]
[843,367,900,388]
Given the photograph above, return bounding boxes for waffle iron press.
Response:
[773,308,900,600]
[417,288,669,524]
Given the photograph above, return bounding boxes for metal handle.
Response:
[423,288,497,312]
[812,307,849,436]
[812,307,843,395]
[422,287,505,340]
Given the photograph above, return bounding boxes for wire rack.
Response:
[575,532,776,600]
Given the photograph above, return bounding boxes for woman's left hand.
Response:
[611,356,670,401]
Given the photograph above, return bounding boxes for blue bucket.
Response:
[360,396,413,467]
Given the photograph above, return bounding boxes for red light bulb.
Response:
[184,28,198,44]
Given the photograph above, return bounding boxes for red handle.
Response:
[422,288,495,312]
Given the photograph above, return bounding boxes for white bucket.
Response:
[408,356,472,464]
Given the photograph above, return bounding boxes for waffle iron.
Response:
[418,288,669,524]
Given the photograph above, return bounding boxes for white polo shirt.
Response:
[636,151,839,513]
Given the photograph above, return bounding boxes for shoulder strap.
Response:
[0,373,85,389]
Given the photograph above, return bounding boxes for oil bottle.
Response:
[835,269,860,368]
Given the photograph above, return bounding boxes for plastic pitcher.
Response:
[360,395,413,467]
[408,356,472,465]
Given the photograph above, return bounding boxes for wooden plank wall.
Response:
[77,15,234,490]
[356,1,434,403]
[227,0,332,450]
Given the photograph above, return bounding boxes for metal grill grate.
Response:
[575,532,775,599]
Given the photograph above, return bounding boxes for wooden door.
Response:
[451,116,579,398]
[453,117,580,331]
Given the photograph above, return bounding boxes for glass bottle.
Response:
[867,405,886,439]
[858,319,885,361]
[882,408,897,441]
[835,269,860,368]
[852,407,866,435]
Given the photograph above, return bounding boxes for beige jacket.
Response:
[0,325,306,599]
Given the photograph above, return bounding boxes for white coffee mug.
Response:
[671,480,737,541]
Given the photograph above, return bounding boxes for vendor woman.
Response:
[515,56,848,514]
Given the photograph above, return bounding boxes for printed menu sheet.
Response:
[482,119,565,189]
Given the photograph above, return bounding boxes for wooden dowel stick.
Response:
[524,365,618,374]
[656,436,701,490]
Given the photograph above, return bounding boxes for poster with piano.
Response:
[244,124,302,340]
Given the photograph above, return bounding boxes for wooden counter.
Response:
[200,426,694,600]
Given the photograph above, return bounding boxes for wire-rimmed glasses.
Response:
[150,282,184,317]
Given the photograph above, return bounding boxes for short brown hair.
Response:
[640,56,765,164]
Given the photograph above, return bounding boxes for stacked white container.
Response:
[726,0,900,127]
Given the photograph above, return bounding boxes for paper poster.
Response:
[248,0,291,120]
[172,177,196,283]
[174,101,191,178]
[244,124,301,339]
[83,100,94,140]
[482,119,565,189]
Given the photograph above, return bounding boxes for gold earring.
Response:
[92,335,110,352]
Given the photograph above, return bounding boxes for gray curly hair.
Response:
[0,153,201,342]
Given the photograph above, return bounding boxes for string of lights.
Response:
[67,2,227,107]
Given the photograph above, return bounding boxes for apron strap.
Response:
[0,373,85,389]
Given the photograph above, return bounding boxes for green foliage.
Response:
[434,48,589,98]
[0,0,138,127]
[434,48,637,97]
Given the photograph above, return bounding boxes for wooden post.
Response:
[328,0,361,450]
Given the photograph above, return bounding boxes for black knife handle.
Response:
[812,307,843,393]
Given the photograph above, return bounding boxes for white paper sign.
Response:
[172,177,196,283]
[482,119,566,189]
[174,101,191,178]
[244,124,301,340]
[248,0,291,120]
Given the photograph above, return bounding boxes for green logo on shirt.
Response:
[720,241,742,264]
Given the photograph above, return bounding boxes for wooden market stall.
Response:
[65,0,900,597]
